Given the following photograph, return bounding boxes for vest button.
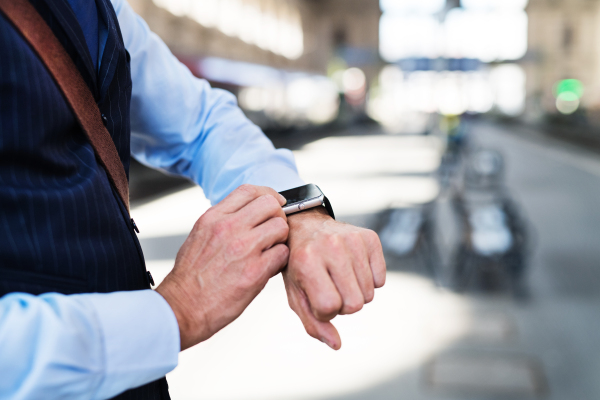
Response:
[101,114,108,126]
[147,271,155,287]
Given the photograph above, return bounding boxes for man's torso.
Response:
[0,0,168,398]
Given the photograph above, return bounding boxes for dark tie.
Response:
[66,0,100,70]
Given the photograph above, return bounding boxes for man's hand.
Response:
[156,185,289,350]
[283,207,386,350]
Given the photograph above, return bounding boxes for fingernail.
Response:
[321,337,335,349]
[278,194,287,204]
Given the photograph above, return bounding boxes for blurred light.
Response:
[189,0,218,27]
[238,78,339,124]
[407,71,437,113]
[556,92,580,115]
[466,72,495,113]
[490,64,526,116]
[342,68,367,93]
[469,205,513,256]
[295,135,443,178]
[380,8,527,63]
[239,87,269,112]
[218,0,242,37]
[286,78,340,124]
[287,79,316,111]
[368,67,499,126]
[199,57,280,87]
[380,209,423,256]
[295,135,443,214]
[555,79,584,99]
[152,0,304,60]
[461,0,529,11]
[154,0,189,16]
[436,72,468,116]
[380,64,404,88]
[133,187,211,239]
[380,15,440,61]
[316,176,440,215]
[239,3,261,44]
[380,0,446,14]
[554,79,583,115]
[444,9,528,62]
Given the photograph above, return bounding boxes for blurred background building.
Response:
[526,0,600,133]
[126,0,600,133]
[127,1,600,399]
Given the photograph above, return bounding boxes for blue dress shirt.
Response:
[0,0,304,398]
[66,0,100,68]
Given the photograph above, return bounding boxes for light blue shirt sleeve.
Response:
[110,0,305,205]
[0,290,179,400]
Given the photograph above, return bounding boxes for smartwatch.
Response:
[279,184,335,220]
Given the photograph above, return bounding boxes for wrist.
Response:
[156,276,207,351]
[287,206,331,227]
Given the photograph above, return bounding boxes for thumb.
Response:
[291,284,342,350]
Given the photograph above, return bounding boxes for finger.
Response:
[293,250,343,321]
[253,217,289,251]
[236,194,287,228]
[363,230,387,288]
[285,278,341,350]
[261,243,290,278]
[349,235,376,304]
[327,254,365,315]
[218,184,286,214]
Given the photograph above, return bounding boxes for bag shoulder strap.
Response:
[0,0,131,212]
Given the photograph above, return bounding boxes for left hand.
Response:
[283,207,386,350]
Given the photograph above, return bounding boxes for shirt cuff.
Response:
[245,162,305,193]
[78,290,179,399]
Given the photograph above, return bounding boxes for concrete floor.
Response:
[132,120,600,400]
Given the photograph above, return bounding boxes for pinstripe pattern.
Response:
[0,0,169,398]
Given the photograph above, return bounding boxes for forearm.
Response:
[0,290,179,400]
[113,0,303,203]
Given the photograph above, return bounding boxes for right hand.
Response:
[156,184,289,350]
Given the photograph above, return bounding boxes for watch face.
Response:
[279,184,323,206]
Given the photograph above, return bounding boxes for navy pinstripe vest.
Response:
[0,0,169,398]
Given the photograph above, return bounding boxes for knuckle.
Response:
[277,244,291,260]
[346,232,363,248]
[366,229,382,247]
[195,210,214,229]
[274,217,289,234]
[315,294,342,317]
[375,271,387,288]
[326,234,343,251]
[292,247,314,267]
[343,299,363,314]
[304,324,320,339]
[263,194,281,209]
[267,245,290,269]
[374,261,387,287]
[238,184,257,197]
[364,288,375,303]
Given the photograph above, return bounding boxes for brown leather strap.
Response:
[0,0,130,212]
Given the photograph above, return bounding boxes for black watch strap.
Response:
[323,195,335,220]
[315,185,335,220]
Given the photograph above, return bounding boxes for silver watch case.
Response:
[282,194,325,215]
